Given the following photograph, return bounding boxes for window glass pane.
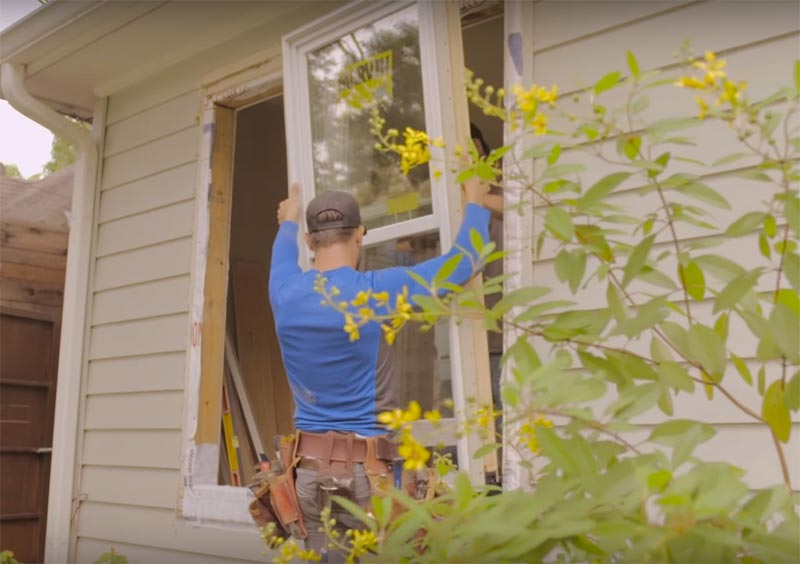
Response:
[361,232,452,413]
[306,5,432,231]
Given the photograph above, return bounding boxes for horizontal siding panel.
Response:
[533,0,689,52]
[89,313,187,359]
[535,1,799,91]
[101,126,199,190]
[80,466,180,509]
[96,200,194,257]
[99,163,196,222]
[93,237,192,291]
[92,275,190,326]
[87,352,185,395]
[76,503,265,560]
[82,430,182,469]
[105,91,201,157]
[84,391,184,430]
[75,537,259,564]
[632,424,800,489]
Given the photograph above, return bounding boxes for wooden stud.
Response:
[445,0,498,477]
[0,262,66,287]
[196,107,235,445]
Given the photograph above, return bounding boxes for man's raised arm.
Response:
[269,183,303,304]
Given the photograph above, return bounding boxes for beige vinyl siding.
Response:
[529,0,800,488]
[75,504,264,561]
[70,3,344,560]
[74,537,258,564]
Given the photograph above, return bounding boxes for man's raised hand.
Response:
[278,182,302,224]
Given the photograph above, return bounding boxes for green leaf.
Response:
[547,144,562,165]
[731,354,753,386]
[555,249,570,282]
[714,270,760,313]
[649,419,715,467]
[622,234,655,288]
[658,362,695,393]
[567,250,587,294]
[541,163,586,179]
[545,206,574,241]
[578,172,631,210]
[612,297,668,338]
[594,71,621,95]
[514,299,574,323]
[473,442,501,459]
[646,117,701,139]
[688,323,727,380]
[694,254,746,282]
[680,260,705,301]
[626,51,640,79]
[764,214,777,238]
[770,302,800,362]
[492,286,551,317]
[731,169,772,182]
[711,152,750,167]
[785,371,800,411]
[762,380,791,443]
[758,366,766,395]
[784,194,800,238]
[674,181,731,210]
[783,253,800,292]
[607,283,628,323]
[795,59,800,94]
[726,212,767,237]
[759,232,772,259]
[433,253,464,286]
[660,322,690,357]
[618,135,642,160]
[469,227,485,256]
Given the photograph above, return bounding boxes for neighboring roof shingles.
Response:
[0,166,73,231]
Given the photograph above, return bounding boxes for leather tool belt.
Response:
[295,430,397,470]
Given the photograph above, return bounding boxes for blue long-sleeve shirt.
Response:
[269,203,490,436]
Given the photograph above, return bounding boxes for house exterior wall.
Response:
[525,0,800,489]
[69,4,338,562]
[65,0,798,560]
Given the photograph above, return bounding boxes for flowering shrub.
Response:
[274,48,800,563]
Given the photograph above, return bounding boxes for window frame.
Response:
[181,0,492,527]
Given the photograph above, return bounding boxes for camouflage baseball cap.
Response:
[305,190,363,233]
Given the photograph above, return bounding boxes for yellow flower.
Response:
[674,76,706,89]
[433,168,442,180]
[381,323,397,345]
[531,112,548,135]
[343,314,360,342]
[692,50,726,85]
[398,432,430,470]
[695,95,709,119]
[346,529,378,564]
[431,137,445,148]
[424,409,442,424]
[351,290,371,307]
[358,307,374,321]
[718,79,746,105]
[518,416,553,454]
[372,291,390,306]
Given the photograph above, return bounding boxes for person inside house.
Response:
[269,175,490,560]
[471,122,505,480]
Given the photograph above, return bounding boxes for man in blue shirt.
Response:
[269,178,490,557]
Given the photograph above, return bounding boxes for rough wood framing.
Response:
[445,0,498,476]
[196,107,235,445]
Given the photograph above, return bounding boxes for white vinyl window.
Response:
[283,0,486,481]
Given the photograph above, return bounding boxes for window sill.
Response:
[182,483,256,528]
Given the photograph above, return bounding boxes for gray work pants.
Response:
[295,463,371,563]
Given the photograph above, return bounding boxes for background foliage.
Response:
[300,48,800,564]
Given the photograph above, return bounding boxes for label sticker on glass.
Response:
[338,50,393,110]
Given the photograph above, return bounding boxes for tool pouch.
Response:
[247,434,308,540]
[247,470,288,536]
